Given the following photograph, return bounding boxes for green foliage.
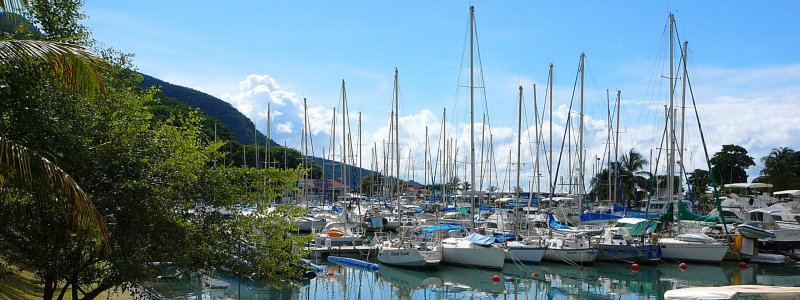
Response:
[138,73,274,147]
[589,149,650,205]
[688,169,711,203]
[710,144,755,185]
[759,147,800,191]
[25,0,90,44]
[0,2,315,299]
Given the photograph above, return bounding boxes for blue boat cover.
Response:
[492,232,519,243]
[547,213,573,230]
[465,232,495,246]
[580,212,624,223]
[422,224,465,233]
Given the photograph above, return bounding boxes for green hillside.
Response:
[139,73,277,147]
[139,73,383,182]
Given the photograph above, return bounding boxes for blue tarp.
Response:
[508,199,538,209]
[422,224,465,233]
[464,232,495,246]
[580,212,624,223]
[492,232,519,243]
[547,213,572,230]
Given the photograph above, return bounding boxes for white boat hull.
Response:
[505,243,546,264]
[441,238,505,269]
[542,248,598,264]
[377,247,442,267]
[658,238,728,263]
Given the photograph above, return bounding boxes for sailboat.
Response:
[502,85,547,264]
[541,53,598,265]
[655,13,727,263]
[439,6,506,270]
[376,68,443,268]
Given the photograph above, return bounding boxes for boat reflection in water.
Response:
[148,260,797,299]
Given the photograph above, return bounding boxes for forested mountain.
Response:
[140,73,382,182]
[139,73,277,147]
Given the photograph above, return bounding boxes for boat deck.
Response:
[306,245,375,259]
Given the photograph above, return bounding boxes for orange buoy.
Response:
[491,274,501,283]
[679,262,688,271]
[326,271,334,277]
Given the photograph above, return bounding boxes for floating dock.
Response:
[305,245,374,259]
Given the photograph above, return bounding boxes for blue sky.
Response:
[83,1,800,192]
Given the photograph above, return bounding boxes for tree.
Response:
[588,167,611,201]
[1,2,312,299]
[759,147,800,191]
[710,144,755,185]
[619,149,651,206]
[688,169,711,204]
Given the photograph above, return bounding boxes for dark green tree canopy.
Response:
[710,144,755,185]
[758,147,800,191]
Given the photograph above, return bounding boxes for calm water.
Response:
[148,259,800,299]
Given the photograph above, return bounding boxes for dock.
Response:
[305,245,375,259]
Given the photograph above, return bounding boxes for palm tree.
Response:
[0,137,108,248]
[619,149,651,207]
[1,0,108,247]
[761,147,799,191]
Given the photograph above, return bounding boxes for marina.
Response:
[3,1,799,299]
[148,259,800,299]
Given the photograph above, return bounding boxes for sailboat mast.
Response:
[533,84,540,197]
[266,103,271,168]
[667,13,676,204]
[578,53,585,213]
[331,107,336,201]
[441,108,446,202]
[679,41,688,202]
[341,80,348,195]
[515,86,523,234]
[606,89,612,202]
[302,98,309,207]
[358,112,362,195]
[424,126,429,186]
[394,68,401,217]
[548,64,554,206]
[469,5,477,229]
[614,90,621,203]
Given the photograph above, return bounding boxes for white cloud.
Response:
[206,62,799,191]
[277,122,294,134]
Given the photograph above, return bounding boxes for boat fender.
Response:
[733,234,743,251]
[651,233,659,244]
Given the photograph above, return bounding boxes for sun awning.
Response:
[774,190,800,196]
[749,203,788,214]
[723,183,773,189]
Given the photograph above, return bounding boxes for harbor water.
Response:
[147,259,800,299]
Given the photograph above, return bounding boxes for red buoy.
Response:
[739,261,747,269]
[631,263,640,272]
[491,274,501,283]
[531,272,539,278]
[679,262,688,271]
[326,272,334,277]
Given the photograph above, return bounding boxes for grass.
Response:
[0,264,133,300]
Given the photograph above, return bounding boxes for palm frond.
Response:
[0,136,109,251]
[0,39,106,97]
